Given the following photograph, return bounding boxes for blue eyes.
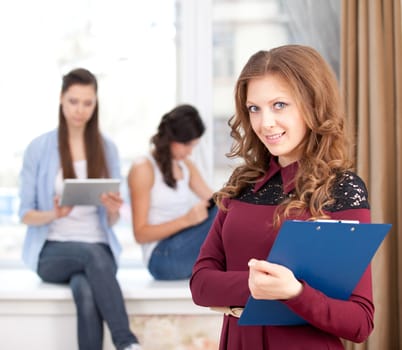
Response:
[247,102,288,113]
[273,102,287,110]
[248,105,259,113]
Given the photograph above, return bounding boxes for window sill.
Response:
[0,267,210,315]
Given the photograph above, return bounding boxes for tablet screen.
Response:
[59,179,120,206]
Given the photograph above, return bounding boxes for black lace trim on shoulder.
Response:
[237,172,288,205]
[235,170,370,211]
[325,171,370,211]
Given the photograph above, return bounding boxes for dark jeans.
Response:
[148,206,218,280]
[37,241,138,350]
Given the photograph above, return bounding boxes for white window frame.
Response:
[178,0,214,182]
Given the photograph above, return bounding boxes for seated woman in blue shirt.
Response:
[19,68,141,350]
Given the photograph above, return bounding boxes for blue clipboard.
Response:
[238,220,392,326]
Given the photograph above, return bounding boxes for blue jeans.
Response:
[148,206,218,280]
[37,241,138,350]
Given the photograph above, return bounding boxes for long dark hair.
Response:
[151,104,205,188]
[58,68,109,179]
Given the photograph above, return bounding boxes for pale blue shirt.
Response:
[18,129,122,271]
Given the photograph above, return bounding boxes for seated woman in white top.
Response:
[128,104,218,280]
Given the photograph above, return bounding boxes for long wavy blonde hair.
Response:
[216,45,353,225]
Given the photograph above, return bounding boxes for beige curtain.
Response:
[341,0,402,349]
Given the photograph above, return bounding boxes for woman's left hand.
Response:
[248,259,303,300]
[100,192,123,215]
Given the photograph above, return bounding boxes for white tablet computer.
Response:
[60,179,121,206]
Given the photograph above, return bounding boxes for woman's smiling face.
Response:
[246,73,308,167]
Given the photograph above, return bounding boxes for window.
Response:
[0,0,340,266]
[0,0,179,264]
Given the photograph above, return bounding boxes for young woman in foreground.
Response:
[190,45,373,349]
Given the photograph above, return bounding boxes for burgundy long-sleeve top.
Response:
[190,159,374,350]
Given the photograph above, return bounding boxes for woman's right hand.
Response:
[21,197,73,226]
[53,196,73,219]
[185,200,209,226]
